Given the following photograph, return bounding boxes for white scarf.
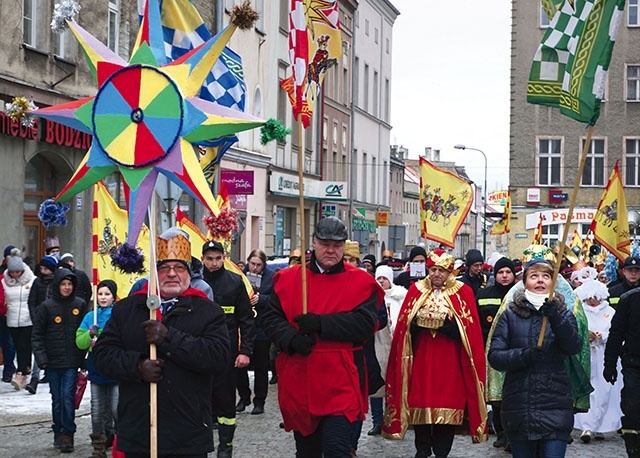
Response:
[525,290,548,310]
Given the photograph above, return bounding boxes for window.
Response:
[342,125,347,149]
[342,68,349,104]
[373,70,378,116]
[581,138,605,186]
[540,2,551,28]
[255,0,265,33]
[322,118,328,143]
[353,57,359,105]
[386,38,389,54]
[277,63,288,145]
[365,19,369,36]
[625,138,640,186]
[374,28,379,44]
[627,65,640,101]
[630,0,639,26]
[332,122,338,145]
[54,29,76,60]
[542,224,560,248]
[280,0,289,32]
[364,64,369,111]
[108,0,120,53]
[23,0,46,49]
[384,78,390,122]
[537,138,562,185]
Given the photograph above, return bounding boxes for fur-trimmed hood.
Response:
[509,289,566,319]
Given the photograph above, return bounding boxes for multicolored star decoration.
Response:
[35,0,263,250]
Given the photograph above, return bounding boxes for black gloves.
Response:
[289,333,316,356]
[410,317,422,335]
[142,320,168,346]
[603,366,617,385]
[438,318,461,341]
[138,358,165,383]
[89,325,100,338]
[525,347,544,363]
[294,313,322,335]
[539,299,559,320]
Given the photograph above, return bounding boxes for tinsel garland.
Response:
[38,199,70,229]
[51,0,81,33]
[111,243,146,274]
[260,118,291,145]
[5,97,38,127]
[203,207,239,241]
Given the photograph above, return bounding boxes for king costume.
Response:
[383,250,487,447]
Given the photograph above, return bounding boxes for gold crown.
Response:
[156,234,191,264]
[344,240,360,258]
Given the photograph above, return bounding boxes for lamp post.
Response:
[454,144,487,258]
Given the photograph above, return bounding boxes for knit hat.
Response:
[3,245,15,258]
[344,240,360,259]
[493,257,516,277]
[40,255,59,272]
[465,249,484,266]
[362,254,376,266]
[60,252,74,263]
[6,248,23,272]
[97,279,118,299]
[375,265,394,284]
[409,246,427,262]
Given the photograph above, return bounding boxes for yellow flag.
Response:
[490,192,511,235]
[92,181,149,299]
[175,208,254,299]
[419,157,473,248]
[590,162,630,262]
[569,230,583,250]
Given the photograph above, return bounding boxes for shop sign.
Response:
[526,188,540,204]
[221,169,254,195]
[525,208,597,229]
[549,189,568,203]
[0,112,93,149]
[515,233,528,239]
[352,218,377,232]
[269,171,347,201]
[322,204,337,218]
[376,211,389,226]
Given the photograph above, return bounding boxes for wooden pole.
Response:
[148,193,158,458]
[537,123,595,346]
[297,115,308,314]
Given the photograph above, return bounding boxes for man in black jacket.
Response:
[604,286,640,458]
[201,240,255,458]
[608,256,640,308]
[459,249,487,297]
[93,229,230,457]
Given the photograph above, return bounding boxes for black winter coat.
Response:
[32,269,87,369]
[203,266,255,356]
[488,290,581,441]
[92,289,230,455]
[247,266,274,342]
[28,273,54,322]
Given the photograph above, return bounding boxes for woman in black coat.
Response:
[488,259,582,458]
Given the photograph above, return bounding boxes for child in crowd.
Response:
[76,280,119,458]
[573,279,623,443]
[32,268,87,453]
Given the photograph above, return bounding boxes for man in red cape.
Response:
[262,217,383,457]
[383,249,487,457]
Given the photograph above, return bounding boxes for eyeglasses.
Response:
[157,264,189,274]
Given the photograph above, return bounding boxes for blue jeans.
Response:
[294,415,353,458]
[510,439,567,458]
[90,382,119,435]
[47,368,78,434]
[0,320,16,378]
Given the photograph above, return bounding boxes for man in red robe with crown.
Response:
[383,249,487,458]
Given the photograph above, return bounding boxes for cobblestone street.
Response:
[0,374,626,457]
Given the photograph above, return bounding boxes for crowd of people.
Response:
[0,218,639,458]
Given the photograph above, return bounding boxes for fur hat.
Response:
[465,249,484,266]
[40,255,59,272]
[97,279,118,299]
[344,240,360,259]
[375,265,394,284]
[6,248,23,272]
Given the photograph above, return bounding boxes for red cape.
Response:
[382,277,487,442]
[274,262,384,436]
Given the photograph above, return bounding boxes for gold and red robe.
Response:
[383,276,488,442]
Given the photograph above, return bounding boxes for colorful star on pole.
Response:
[34,0,264,246]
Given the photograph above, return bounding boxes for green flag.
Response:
[527,0,625,124]
[541,0,565,21]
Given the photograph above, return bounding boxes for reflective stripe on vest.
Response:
[221,306,235,314]
[477,298,501,306]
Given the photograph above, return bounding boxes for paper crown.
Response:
[156,234,191,264]
[344,240,360,259]
[522,244,556,264]
[45,236,59,250]
[427,249,455,271]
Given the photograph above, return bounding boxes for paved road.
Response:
[0,374,626,457]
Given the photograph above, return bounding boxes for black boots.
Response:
[25,376,38,394]
[269,360,278,384]
[90,433,107,458]
[623,431,640,458]
[367,424,382,436]
[235,399,249,412]
[217,423,235,458]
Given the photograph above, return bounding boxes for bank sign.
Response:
[269,171,347,201]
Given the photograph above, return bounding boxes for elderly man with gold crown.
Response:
[383,249,487,458]
[93,227,230,457]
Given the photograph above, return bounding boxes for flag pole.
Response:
[147,192,158,458]
[538,123,595,346]
[297,114,308,314]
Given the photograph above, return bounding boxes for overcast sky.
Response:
[389,0,512,192]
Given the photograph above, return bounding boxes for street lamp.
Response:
[454,144,487,259]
